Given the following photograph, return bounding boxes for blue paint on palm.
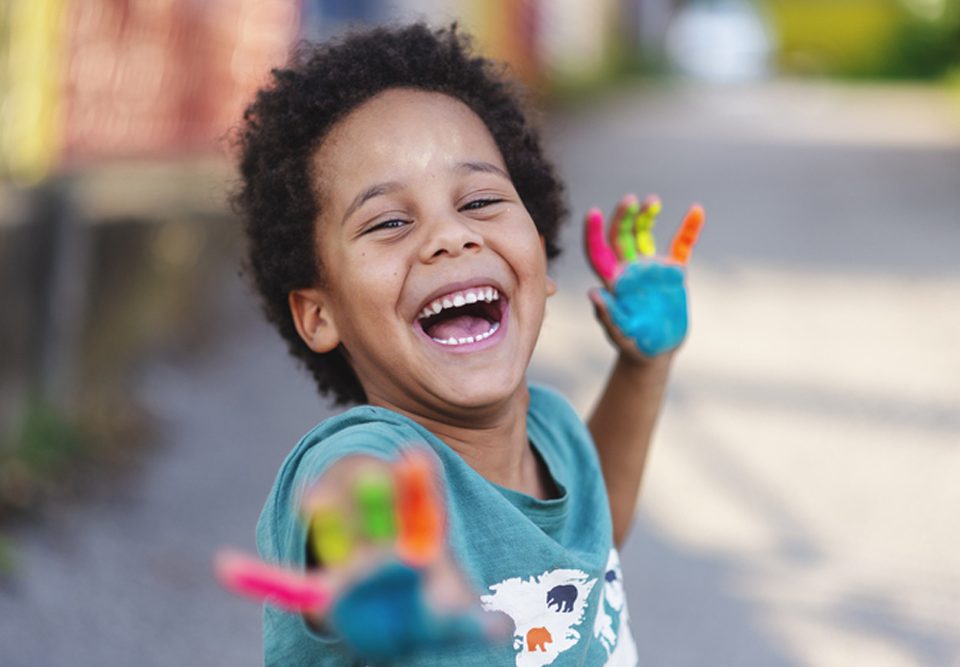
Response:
[601,261,688,357]
[330,562,485,661]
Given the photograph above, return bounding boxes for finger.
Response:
[635,194,662,257]
[394,451,444,568]
[354,467,397,543]
[214,549,333,614]
[584,208,620,286]
[670,204,705,265]
[608,195,639,262]
[588,288,642,357]
[309,504,354,567]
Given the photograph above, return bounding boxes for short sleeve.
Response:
[284,422,416,568]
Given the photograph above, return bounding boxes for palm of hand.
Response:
[584,194,705,359]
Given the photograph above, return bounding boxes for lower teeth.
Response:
[432,322,500,346]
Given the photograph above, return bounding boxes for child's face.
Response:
[295,88,555,418]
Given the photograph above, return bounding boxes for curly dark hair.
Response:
[233,22,568,405]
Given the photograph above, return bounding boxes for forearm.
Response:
[588,351,674,547]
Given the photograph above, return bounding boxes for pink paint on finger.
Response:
[584,208,620,284]
[214,549,332,614]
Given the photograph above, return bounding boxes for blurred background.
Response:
[1,0,958,665]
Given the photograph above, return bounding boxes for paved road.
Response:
[1,81,958,666]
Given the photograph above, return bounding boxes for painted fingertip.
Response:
[670,204,705,264]
[395,453,444,568]
[585,210,620,284]
[310,506,353,567]
[639,194,661,214]
[214,549,332,613]
[355,469,397,542]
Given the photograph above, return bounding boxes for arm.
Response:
[214,451,491,661]
[583,195,704,546]
[589,352,673,547]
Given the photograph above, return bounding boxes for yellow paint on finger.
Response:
[309,508,353,567]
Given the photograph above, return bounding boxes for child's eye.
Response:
[366,219,409,233]
[461,198,503,211]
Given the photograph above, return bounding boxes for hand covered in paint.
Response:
[215,452,495,661]
[584,194,705,359]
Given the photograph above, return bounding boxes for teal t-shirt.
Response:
[256,385,638,666]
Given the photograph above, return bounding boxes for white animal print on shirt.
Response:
[592,549,638,666]
[481,569,597,667]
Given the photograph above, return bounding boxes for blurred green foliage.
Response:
[0,206,235,523]
[0,396,84,518]
[0,533,15,575]
[761,0,960,79]
[885,14,960,78]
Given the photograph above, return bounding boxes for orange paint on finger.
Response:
[670,204,705,264]
[394,453,444,567]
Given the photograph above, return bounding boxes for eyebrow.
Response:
[342,181,402,225]
[457,160,510,179]
[340,161,511,225]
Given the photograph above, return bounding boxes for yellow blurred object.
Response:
[463,0,619,90]
[0,0,64,184]
[761,0,902,75]
[464,0,542,86]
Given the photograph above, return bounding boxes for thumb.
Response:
[588,288,638,355]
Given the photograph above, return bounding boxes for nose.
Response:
[419,213,483,262]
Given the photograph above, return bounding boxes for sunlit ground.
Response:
[533,79,960,667]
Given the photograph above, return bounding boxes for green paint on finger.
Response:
[355,470,396,542]
[616,201,639,261]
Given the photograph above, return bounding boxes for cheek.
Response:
[337,259,405,324]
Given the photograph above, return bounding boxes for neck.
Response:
[370,385,552,499]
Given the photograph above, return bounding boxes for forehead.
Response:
[312,89,506,198]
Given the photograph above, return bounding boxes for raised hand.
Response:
[215,451,491,661]
[584,194,705,359]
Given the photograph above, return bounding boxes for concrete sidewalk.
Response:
[1,81,958,666]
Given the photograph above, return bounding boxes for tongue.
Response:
[428,314,491,341]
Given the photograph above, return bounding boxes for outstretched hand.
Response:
[215,451,494,661]
[584,194,705,360]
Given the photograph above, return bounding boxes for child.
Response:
[225,22,702,666]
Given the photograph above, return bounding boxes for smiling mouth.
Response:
[416,285,504,346]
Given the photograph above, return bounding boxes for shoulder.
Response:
[526,383,600,477]
[257,405,429,563]
[298,405,424,470]
[281,405,439,500]
[527,383,591,446]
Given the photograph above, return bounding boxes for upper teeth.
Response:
[418,286,499,320]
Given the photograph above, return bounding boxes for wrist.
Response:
[615,348,675,385]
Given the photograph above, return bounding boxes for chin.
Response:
[433,368,528,411]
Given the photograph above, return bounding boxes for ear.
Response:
[289,288,340,354]
[540,236,558,298]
